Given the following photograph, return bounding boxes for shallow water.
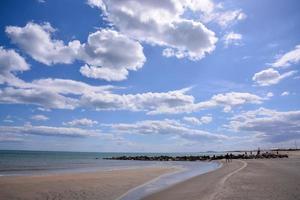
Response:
[119,161,220,200]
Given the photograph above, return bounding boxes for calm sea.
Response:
[0,150,222,199]
[0,150,222,176]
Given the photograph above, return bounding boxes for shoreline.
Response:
[0,160,221,200]
[118,161,221,200]
[116,166,185,200]
[143,157,300,200]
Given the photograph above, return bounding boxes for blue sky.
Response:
[0,0,300,152]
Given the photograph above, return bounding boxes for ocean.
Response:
[0,150,221,199]
[0,150,222,176]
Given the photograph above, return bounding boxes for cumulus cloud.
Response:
[0,75,194,112]
[78,29,145,81]
[31,114,48,121]
[0,61,265,116]
[0,46,29,86]
[6,22,145,81]
[63,118,98,127]
[80,87,195,113]
[272,44,300,68]
[226,107,300,143]
[183,116,212,125]
[110,119,227,142]
[89,0,218,61]
[6,22,80,65]
[0,48,264,115]
[252,68,297,86]
[223,32,242,47]
[150,92,264,114]
[82,89,264,115]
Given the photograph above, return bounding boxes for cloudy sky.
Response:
[0,0,299,152]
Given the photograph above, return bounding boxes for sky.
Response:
[0,0,300,152]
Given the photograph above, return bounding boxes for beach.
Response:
[143,156,300,200]
[0,151,299,200]
[0,167,175,200]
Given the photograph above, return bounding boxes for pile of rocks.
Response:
[104,153,288,161]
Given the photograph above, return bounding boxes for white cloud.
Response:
[0,76,196,113]
[110,119,227,142]
[6,22,80,65]
[200,6,246,28]
[0,64,265,116]
[183,116,201,125]
[200,116,213,124]
[87,0,105,9]
[183,116,212,125]
[78,29,145,81]
[80,87,195,113]
[0,86,78,109]
[29,78,115,95]
[162,48,185,59]
[226,107,300,143]
[272,45,300,68]
[31,114,48,121]
[184,0,215,14]
[63,118,98,127]
[90,0,218,61]
[37,107,51,112]
[281,91,290,96]
[213,10,246,27]
[223,32,242,47]
[148,92,264,114]
[252,68,297,86]
[267,92,274,98]
[0,46,29,86]
[0,48,265,116]
[6,23,145,81]
[0,124,99,137]
[80,65,128,82]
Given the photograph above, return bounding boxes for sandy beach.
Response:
[144,157,300,200]
[1,153,300,200]
[0,167,175,200]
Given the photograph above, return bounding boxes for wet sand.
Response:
[0,167,175,200]
[143,158,300,200]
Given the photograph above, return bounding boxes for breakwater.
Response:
[104,152,288,161]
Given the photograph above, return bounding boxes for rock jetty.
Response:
[104,152,288,162]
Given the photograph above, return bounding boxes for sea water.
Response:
[0,150,222,176]
[0,150,221,199]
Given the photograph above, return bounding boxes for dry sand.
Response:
[0,167,175,200]
[143,157,300,200]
